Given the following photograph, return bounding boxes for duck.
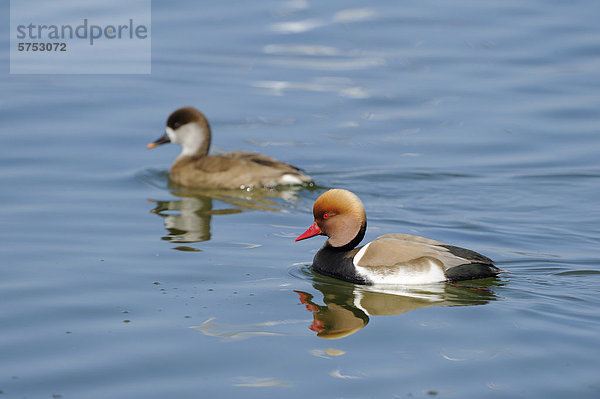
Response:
[295,189,502,285]
[147,107,314,189]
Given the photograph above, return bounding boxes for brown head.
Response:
[147,107,212,158]
[295,189,367,248]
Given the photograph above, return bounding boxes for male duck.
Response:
[296,189,502,285]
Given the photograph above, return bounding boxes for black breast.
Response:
[312,244,369,285]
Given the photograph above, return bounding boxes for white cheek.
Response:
[165,127,177,143]
[173,124,206,157]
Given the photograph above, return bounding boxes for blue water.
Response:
[1,0,600,397]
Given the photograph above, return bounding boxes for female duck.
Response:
[295,189,502,285]
[148,107,313,189]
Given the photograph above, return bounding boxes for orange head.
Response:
[296,189,367,248]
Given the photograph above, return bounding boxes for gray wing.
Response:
[355,234,500,281]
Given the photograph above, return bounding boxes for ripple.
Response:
[134,167,169,190]
[253,78,370,97]
[191,317,307,341]
[332,8,377,23]
[287,263,315,282]
[270,19,325,34]
[330,369,362,379]
[555,270,600,276]
[263,44,341,56]
[233,376,291,387]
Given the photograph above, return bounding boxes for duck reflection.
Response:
[295,278,500,339]
[149,182,306,244]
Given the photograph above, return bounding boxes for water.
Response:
[1,0,600,397]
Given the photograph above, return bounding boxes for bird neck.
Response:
[175,123,211,160]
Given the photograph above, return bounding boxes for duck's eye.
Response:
[323,213,329,219]
[174,122,181,129]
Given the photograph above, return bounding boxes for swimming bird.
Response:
[147,107,313,189]
[295,189,502,285]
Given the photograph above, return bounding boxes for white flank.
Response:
[278,174,304,185]
[355,256,446,285]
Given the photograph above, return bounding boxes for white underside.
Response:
[278,174,304,185]
[354,243,447,285]
[355,263,446,285]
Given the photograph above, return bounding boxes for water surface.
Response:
[1,0,599,398]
